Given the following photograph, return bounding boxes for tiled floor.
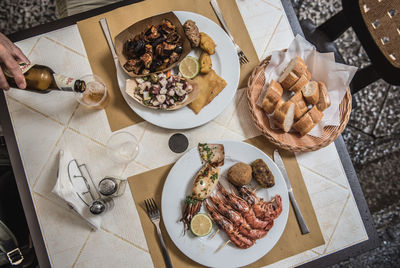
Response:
[0,0,399,267]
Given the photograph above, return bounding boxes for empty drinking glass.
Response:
[106,131,139,164]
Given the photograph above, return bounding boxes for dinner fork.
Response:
[210,0,249,65]
[144,198,173,268]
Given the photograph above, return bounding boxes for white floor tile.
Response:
[15,36,40,56]
[44,25,88,56]
[33,193,91,268]
[6,89,78,125]
[28,36,92,81]
[7,98,64,184]
[101,186,149,251]
[325,197,368,254]
[300,166,345,195]
[305,169,349,243]
[135,121,227,169]
[74,229,153,268]
[227,89,262,138]
[263,249,319,268]
[68,105,112,144]
[263,14,294,57]
[296,143,349,188]
[123,160,149,178]
[237,0,283,59]
[213,88,244,127]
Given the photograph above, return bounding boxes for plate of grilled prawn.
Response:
[161,141,289,267]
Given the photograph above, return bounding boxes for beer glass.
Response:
[74,74,110,109]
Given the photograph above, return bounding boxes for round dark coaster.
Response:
[168,133,189,153]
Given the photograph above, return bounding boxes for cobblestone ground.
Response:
[292,0,400,267]
[1,0,399,267]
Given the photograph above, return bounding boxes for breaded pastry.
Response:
[199,52,212,74]
[200,32,216,55]
[189,69,227,114]
[251,159,275,188]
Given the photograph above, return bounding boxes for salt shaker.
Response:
[98,176,127,197]
[89,197,114,215]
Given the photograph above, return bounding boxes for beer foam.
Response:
[81,81,106,105]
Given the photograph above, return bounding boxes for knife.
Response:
[273,149,310,234]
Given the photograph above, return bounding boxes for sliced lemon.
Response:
[190,213,213,237]
[179,56,200,79]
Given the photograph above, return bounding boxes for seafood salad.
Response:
[133,73,193,109]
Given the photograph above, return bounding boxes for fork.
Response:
[144,198,173,268]
[210,0,249,65]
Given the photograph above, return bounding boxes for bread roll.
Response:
[273,101,295,132]
[288,74,309,92]
[261,80,283,114]
[279,71,299,90]
[278,57,309,89]
[275,99,285,112]
[302,81,319,105]
[282,56,308,77]
[316,82,331,111]
[293,106,324,136]
[290,92,308,120]
[305,69,312,80]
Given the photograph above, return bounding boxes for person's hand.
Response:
[0,32,30,90]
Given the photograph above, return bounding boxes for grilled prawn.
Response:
[217,183,272,230]
[237,186,282,221]
[209,195,268,240]
[205,200,255,249]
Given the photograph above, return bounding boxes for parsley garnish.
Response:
[210,173,218,183]
[185,196,198,205]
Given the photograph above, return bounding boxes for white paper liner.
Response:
[257,35,357,137]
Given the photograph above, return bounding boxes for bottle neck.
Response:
[52,73,86,93]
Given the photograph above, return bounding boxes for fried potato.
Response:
[199,52,212,74]
[189,69,227,114]
[227,162,252,187]
[200,32,216,55]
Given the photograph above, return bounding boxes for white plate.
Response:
[116,11,240,129]
[161,140,289,267]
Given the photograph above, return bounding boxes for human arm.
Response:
[0,32,30,90]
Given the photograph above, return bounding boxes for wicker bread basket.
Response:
[246,55,352,152]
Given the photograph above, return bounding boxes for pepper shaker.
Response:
[98,176,127,197]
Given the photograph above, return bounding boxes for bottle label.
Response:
[53,73,76,91]
[3,62,35,77]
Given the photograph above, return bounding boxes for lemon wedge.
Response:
[179,56,200,79]
[190,213,213,237]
